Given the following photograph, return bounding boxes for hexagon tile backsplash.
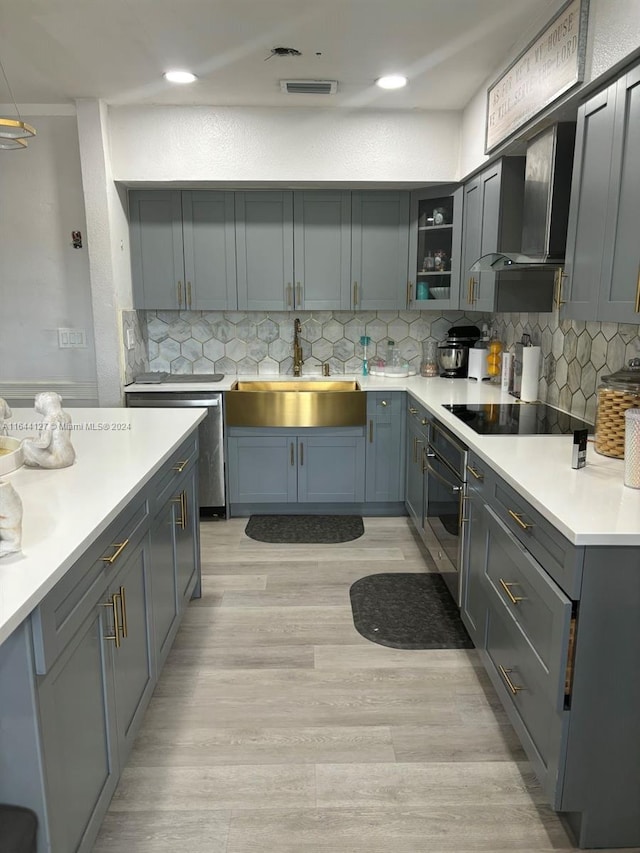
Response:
[123,309,640,424]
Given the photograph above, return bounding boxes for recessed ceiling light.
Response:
[164,70,197,84]
[375,74,408,90]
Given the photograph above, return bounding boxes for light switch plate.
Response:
[58,328,87,348]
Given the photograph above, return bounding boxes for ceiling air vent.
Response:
[280,79,338,95]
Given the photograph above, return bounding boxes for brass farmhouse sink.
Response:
[226,380,365,427]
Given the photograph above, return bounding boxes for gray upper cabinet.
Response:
[293,191,352,310]
[236,191,294,311]
[564,61,640,322]
[351,191,410,310]
[408,186,462,310]
[130,190,237,310]
[459,158,525,313]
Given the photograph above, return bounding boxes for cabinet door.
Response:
[297,434,365,502]
[409,187,462,310]
[351,191,410,310]
[293,190,351,310]
[236,191,294,310]
[130,190,185,309]
[405,415,425,529]
[38,608,118,853]
[563,85,617,320]
[366,392,405,502]
[459,177,482,312]
[227,435,297,503]
[460,488,488,647]
[175,468,200,607]
[109,535,155,765]
[149,502,179,669]
[473,162,503,312]
[182,191,237,311]
[598,67,640,322]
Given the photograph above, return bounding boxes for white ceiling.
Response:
[0,0,560,110]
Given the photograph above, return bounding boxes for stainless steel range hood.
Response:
[471,123,576,273]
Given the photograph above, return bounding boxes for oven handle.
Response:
[423,450,462,493]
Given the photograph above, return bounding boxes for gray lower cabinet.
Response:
[564,60,640,322]
[461,449,640,848]
[130,190,237,310]
[0,432,201,853]
[365,392,406,502]
[227,428,366,506]
[351,191,410,310]
[404,398,429,528]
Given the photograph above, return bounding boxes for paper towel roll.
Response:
[520,346,540,402]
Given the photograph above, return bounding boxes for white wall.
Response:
[458,0,640,178]
[0,113,98,402]
[109,106,461,185]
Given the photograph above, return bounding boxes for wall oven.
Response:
[422,420,468,606]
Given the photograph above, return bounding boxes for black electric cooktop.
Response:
[443,402,594,435]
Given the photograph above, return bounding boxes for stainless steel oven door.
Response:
[422,445,465,605]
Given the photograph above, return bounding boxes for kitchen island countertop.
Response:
[125,373,640,546]
[0,407,205,646]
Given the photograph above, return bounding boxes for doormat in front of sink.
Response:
[349,573,473,649]
[245,514,364,544]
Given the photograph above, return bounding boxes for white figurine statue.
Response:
[0,397,11,435]
[22,391,76,469]
[0,480,23,557]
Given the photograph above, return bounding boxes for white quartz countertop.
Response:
[0,407,205,645]
[125,373,640,546]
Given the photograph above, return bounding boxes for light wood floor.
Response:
[94,516,598,852]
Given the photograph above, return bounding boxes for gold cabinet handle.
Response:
[471,277,477,305]
[296,281,302,306]
[499,578,525,605]
[409,407,418,415]
[173,459,190,473]
[287,282,293,308]
[466,465,484,481]
[101,539,129,565]
[380,400,388,407]
[498,664,523,695]
[369,419,374,443]
[172,492,186,529]
[467,277,473,304]
[177,280,183,308]
[353,281,358,307]
[101,594,121,648]
[635,265,640,313]
[186,281,192,309]
[421,417,428,426]
[290,442,295,466]
[554,268,566,310]
[299,441,304,466]
[507,509,534,530]
[118,585,128,638]
[407,280,413,305]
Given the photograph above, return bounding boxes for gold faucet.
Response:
[293,318,304,377]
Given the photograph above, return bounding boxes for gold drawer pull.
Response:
[173,459,190,473]
[508,509,533,530]
[101,539,129,565]
[466,465,484,481]
[499,578,524,605]
[101,594,121,648]
[498,664,523,695]
[409,407,418,415]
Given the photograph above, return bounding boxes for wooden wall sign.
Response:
[485,0,589,153]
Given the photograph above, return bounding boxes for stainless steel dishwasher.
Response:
[126,386,225,517]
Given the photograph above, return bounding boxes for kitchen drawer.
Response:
[484,592,568,802]
[31,498,149,674]
[466,450,491,498]
[406,395,429,437]
[152,433,199,512]
[485,472,584,598]
[483,504,573,706]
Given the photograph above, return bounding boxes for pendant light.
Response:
[0,54,36,148]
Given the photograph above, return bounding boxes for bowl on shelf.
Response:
[429,286,450,300]
[0,436,24,476]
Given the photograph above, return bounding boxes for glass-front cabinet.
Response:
[408,186,462,310]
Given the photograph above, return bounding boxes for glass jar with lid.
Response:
[594,358,640,457]
[420,340,439,377]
